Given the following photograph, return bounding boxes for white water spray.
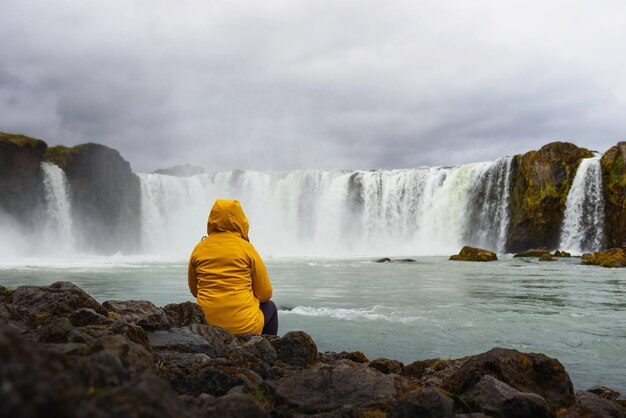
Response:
[139,158,515,257]
[559,156,605,254]
[41,162,75,252]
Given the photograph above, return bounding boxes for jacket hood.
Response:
[207,199,249,241]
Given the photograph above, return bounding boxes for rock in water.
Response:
[553,250,572,257]
[514,247,552,258]
[581,247,626,268]
[449,246,497,262]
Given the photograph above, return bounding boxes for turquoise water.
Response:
[1,255,624,393]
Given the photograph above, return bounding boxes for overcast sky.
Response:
[1,1,625,172]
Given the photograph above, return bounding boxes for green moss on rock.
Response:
[506,142,593,253]
[449,246,497,262]
[581,248,626,268]
[600,142,626,248]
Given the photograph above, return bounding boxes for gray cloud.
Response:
[1,0,625,172]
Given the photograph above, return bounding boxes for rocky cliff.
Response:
[0,133,47,231]
[600,142,626,249]
[506,142,594,253]
[1,282,624,417]
[45,143,141,254]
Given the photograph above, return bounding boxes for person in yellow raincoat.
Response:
[188,199,278,335]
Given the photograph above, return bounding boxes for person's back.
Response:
[188,199,277,335]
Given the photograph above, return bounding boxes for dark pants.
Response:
[260,300,278,335]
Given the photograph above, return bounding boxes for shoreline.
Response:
[1,281,624,417]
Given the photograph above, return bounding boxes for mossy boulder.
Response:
[449,246,497,262]
[506,142,593,253]
[600,142,626,249]
[0,132,48,229]
[581,248,626,268]
[45,143,141,254]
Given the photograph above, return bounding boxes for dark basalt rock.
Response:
[450,246,498,262]
[0,132,47,231]
[552,250,571,257]
[539,254,555,262]
[45,142,141,254]
[269,360,412,414]
[103,300,170,331]
[369,357,404,374]
[163,301,207,327]
[601,142,626,249]
[2,282,625,418]
[148,324,232,357]
[389,388,455,418]
[444,347,575,410]
[181,392,270,418]
[10,281,108,317]
[560,390,626,418]
[461,375,553,418]
[271,331,318,368]
[506,142,593,253]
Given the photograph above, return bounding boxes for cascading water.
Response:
[138,157,515,257]
[41,162,75,252]
[559,156,605,254]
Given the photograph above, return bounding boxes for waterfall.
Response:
[464,157,514,253]
[41,162,75,252]
[138,158,515,257]
[559,156,605,254]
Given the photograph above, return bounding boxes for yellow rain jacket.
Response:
[188,199,272,335]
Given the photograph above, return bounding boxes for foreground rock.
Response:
[450,246,498,262]
[581,248,626,268]
[1,281,624,418]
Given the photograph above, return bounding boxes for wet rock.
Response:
[539,254,555,262]
[270,360,412,414]
[389,388,454,418]
[552,250,571,257]
[148,324,232,357]
[240,335,277,365]
[69,308,113,327]
[0,325,90,418]
[600,142,626,249]
[0,132,47,230]
[45,142,141,254]
[161,359,263,396]
[10,281,108,317]
[450,246,498,262]
[370,357,404,374]
[89,372,189,418]
[103,300,170,331]
[507,142,593,252]
[461,375,552,418]
[374,257,392,263]
[581,248,626,268]
[163,301,207,327]
[444,347,574,410]
[181,392,270,418]
[560,390,626,418]
[587,385,622,401]
[271,331,318,368]
[513,247,551,258]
